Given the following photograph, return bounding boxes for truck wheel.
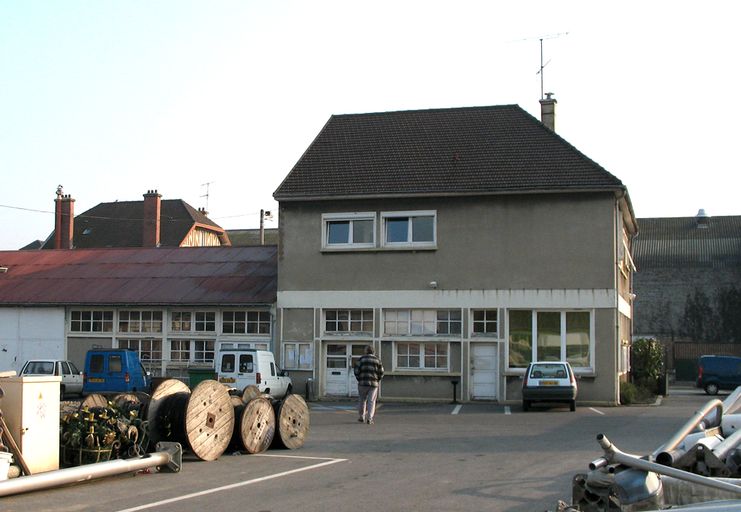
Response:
[705,383,719,395]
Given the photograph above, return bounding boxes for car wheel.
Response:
[522,400,530,412]
[570,400,576,412]
[705,383,720,395]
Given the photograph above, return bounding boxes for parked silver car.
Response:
[522,361,577,412]
[20,359,84,398]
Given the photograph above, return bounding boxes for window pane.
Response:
[412,216,434,242]
[509,310,532,368]
[566,312,590,367]
[386,217,409,243]
[353,219,374,243]
[537,312,561,362]
[327,221,350,244]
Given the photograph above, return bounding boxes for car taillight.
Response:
[523,372,529,387]
[256,372,261,384]
[698,365,704,380]
[125,372,130,383]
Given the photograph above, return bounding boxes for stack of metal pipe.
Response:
[566,388,741,511]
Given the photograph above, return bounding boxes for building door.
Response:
[471,343,498,400]
[325,343,371,397]
[67,337,113,372]
[325,344,349,395]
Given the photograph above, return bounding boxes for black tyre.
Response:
[570,400,576,412]
[522,400,530,412]
[705,383,719,395]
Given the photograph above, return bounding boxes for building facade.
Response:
[273,104,637,405]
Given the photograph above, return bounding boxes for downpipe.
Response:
[0,442,182,497]
[595,434,741,495]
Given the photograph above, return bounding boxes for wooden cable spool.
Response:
[230,396,275,454]
[79,393,108,410]
[147,379,234,461]
[241,384,262,403]
[271,394,310,450]
[112,392,150,415]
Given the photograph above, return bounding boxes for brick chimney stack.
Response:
[54,187,75,249]
[539,92,557,132]
[142,190,162,247]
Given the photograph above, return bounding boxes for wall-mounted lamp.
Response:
[429,281,438,289]
[0,266,8,273]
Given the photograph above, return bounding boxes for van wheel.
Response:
[705,383,719,395]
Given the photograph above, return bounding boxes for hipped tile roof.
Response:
[274,105,625,200]
[42,199,225,249]
[0,246,276,305]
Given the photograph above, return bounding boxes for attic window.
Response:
[82,228,93,235]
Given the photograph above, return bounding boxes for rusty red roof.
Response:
[0,246,277,306]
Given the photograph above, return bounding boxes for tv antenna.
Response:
[201,181,214,211]
[510,32,569,99]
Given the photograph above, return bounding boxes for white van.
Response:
[216,343,292,398]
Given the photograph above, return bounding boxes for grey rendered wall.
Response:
[279,308,315,393]
[379,341,462,400]
[278,193,617,292]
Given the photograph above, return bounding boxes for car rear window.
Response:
[529,363,568,379]
[24,361,54,374]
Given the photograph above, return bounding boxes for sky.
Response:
[1,1,739,250]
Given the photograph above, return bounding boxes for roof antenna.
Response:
[535,32,569,100]
[200,181,214,212]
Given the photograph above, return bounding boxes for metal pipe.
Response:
[652,399,723,460]
[0,442,181,497]
[724,388,741,416]
[714,429,741,462]
[598,434,741,495]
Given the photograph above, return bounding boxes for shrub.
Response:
[620,381,637,405]
[632,338,665,393]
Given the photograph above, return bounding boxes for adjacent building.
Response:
[273,102,637,405]
[0,246,276,380]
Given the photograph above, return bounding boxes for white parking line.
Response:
[589,407,605,415]
[504,406,511,415]
[114,455,347,512]
[452,404,462,415]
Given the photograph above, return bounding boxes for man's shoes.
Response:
[367,419,374,424]
[358,417,365,423]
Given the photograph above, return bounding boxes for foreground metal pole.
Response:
[0,442,182,497]
[724,387,741,416]
[652,399,723,460]
[597,434,741,495]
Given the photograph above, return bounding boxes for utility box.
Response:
[0,375,61,473]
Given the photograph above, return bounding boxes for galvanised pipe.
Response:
[598,434,741,496]
[652,399,723,460]
[0,442,181,497]
[724,388,741,416]
[713,429,741,463]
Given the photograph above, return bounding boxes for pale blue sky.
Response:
[2,1,739,250]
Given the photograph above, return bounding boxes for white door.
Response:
[325,344,348,395]
[471,343,498,400]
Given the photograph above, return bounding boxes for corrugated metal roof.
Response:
[274,104,626,201]
[0,246,276,306]
[633,215,741,268]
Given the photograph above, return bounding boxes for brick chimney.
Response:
[142,190,162,247]
[539,92,557,131]
[54,187,75,249]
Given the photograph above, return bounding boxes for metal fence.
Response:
[673,342,741,381]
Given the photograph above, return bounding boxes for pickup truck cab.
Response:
[216,344,292,398]
[82,349,149,395]
[21,359,83,398]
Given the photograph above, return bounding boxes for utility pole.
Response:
[259,209,273,245]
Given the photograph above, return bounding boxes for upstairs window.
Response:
[384,309,461,337]
[223,311,271,334]
[70,310,113,333]
[322,212,375,249]
[381,211,436,248]
[325,309,373,334]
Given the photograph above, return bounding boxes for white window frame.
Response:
[471,309,499,338]
[222,310,271,335]
[380,210,437,249]
[283,342,313,370]
[70,309,114,333]
[321,212,376,250]
[394,341,450,371]
[383,309,461,337]
[505,309,595,373]
[171,310,217,333]
[324,309,374,335]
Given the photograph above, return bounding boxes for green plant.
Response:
[620,381,637,405]
[632,338,665,392]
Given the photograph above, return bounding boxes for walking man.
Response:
[354,345,384,424]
